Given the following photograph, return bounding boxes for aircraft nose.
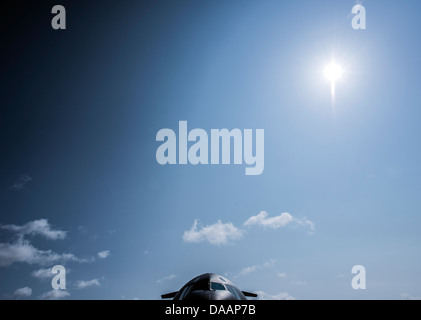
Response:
[210,291,237,300]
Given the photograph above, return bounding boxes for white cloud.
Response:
[14,287,32,298]
[31,267,71,280]
[31,268,54,279]
[244,211,293,229]
[0,219,67,240]
[97,250,110,259]
[183,211,314,246]
[401,293,421,300]
[0,239,83,267]
[295,217,316,235]
[183,220,243,245]
[11,174,32,190]
[76,279,101,289]
[157,274,177,284]
[39,290,70,300]
[0,219,90,268]
[291,280,307,286]
[256,291,295,300]
[244,211,315,234]
[277,272,287,278]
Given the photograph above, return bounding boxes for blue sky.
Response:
[1,0,421,300]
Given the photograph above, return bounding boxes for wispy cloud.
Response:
[244,211,293,228]
[183,220,243,245]
[295,217,315,235]
[13,287,32,299]
[244,211,315,234]
[97,250,110,259]
[232,259,276,279]
[291,280,307,286]
[39,290,70,300]
[31,267,71,280]
[277,272,287,278]
[0,219,87,267]
[235,266,257,278]
[157,274,177,284]
[401,293,421,300]
[0,219,67,240]
[183,211,315,245]
[76,279,101,289]
[256,291,295,300]
[31,268,54,280]
[0,240,83,267]
[11,174,32,191]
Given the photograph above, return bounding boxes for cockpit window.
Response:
[226,285,240,299]
[177,279,210,299]
[210,282,226,291]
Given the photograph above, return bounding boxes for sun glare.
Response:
[324,62,343,82]
[324,61,344,108]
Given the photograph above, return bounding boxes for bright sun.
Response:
[324,62,343,82]
[324,61,344,107]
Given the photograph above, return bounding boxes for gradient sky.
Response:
[1,0,421,300]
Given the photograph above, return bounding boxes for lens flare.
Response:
[324,62,343,108]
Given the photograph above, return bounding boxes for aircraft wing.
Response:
[161,291,178,299]
[242,291,258,298]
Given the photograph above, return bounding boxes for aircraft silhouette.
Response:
[161,273,258,300]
